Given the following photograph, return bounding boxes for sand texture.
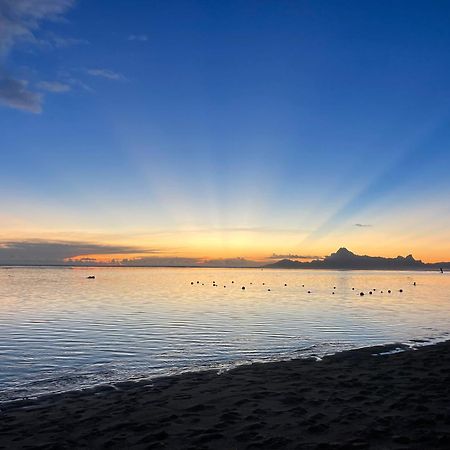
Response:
[1,342,450,449]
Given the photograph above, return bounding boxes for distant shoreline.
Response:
[0,264,446,271]
[2,247,449,270]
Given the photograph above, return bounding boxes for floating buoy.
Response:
[242,286,245,290]
[308,290,311,293]
[399,289,403,293]
[388,290,391,293]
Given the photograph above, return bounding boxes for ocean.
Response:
[1,266,449,401]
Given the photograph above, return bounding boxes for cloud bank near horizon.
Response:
[0,240,262,267]
[0,240,153,265]
[0,240,448,267]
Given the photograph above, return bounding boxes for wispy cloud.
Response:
[37,80,71,92]
[86,68,125,81]
[60,74,93,92]
[128,34,148,42]
[0,0,76,112]
[0,76,42,113]
[354,223,372,228]
[45,34,89,49]
[0,0,75,55]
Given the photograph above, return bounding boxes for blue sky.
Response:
[1,0,450,264]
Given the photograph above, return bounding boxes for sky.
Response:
[1,0,450,265]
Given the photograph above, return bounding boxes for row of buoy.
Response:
[190,280,415,296]
[359,288,406,296]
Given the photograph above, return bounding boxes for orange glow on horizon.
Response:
[3,221,450,264]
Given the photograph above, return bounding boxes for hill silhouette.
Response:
[265,247,450,270]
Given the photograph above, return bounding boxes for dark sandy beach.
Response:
[1,342,450,449]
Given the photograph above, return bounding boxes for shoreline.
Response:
[1,338,444,406]
[2,340,450,449]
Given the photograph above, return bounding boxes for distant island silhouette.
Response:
[265,247,450,271]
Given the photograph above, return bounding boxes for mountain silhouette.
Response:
[265,248,450,270]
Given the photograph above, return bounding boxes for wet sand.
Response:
[1,342,450,449]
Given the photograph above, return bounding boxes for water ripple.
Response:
[1,267,450,401]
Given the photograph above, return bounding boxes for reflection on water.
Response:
[1,267,449,401]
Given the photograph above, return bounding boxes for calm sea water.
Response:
[1,267,450,401]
